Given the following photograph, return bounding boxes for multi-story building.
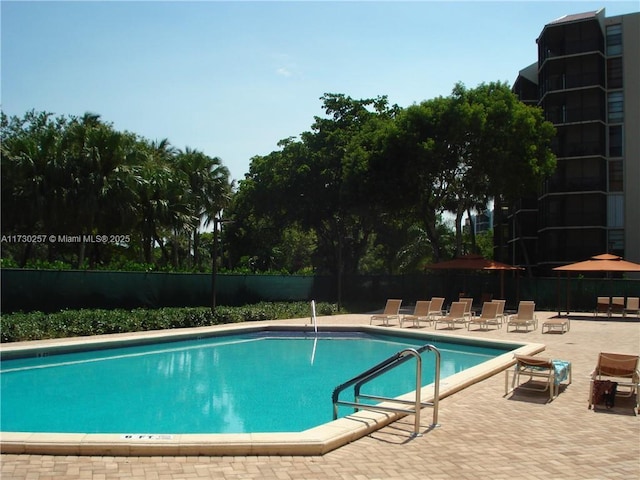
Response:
[502,8,640,274]
[464,210,493,236]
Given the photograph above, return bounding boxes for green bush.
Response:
[0,302,339,343]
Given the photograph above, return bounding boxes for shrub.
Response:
[0,302,339,343]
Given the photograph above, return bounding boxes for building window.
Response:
[606,24,622,55]
[607,194,624,228]
[609,126,623,157]
[607,57,623,89]
[608,160,623,192]
[608,92,623,122]
[608,229,624,255]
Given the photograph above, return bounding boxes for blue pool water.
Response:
[1,331,510,434]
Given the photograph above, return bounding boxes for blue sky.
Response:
[2,1,638,183]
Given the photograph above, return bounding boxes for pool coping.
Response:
[0,322,545,456]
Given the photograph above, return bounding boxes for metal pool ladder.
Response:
[332,344,441,436]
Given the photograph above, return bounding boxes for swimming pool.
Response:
[0,321,544,455]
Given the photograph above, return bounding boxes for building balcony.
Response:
[539,38,602,61]
[542,72,603,94]
[546,176,606,193]
[552,141,605,158]
[545,106,604,124]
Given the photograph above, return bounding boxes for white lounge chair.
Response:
[623,297,639,318]
[467,302,501,330]
[370,299,402,326]
[434,302,467,330]
[506,301,537,332]
[400,300,432,328]
[588,352,639,413]
[506,354,572,401]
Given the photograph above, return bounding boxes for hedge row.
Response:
[0,302,338,343]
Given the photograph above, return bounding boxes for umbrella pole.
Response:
[556,272,561,317]
[566,272,571,315]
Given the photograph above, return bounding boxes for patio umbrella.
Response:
[552,253,640,272]
[552,254,640,315]
[425,254,523,299]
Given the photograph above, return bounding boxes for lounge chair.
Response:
[594,296,610,317]
[459,297,474,319]
[400,300,432,328]
[506,301,537,332]
[370,299,402,326]
[491,299,506,323]
[505,354,572,401]
[434,301,467,330]
[588,352,639,413]
[476,292,493,312]
[542,315,570,334]
[427,297,445,320]
[623,297,639,318]
[610,296,625,315]
[467,302,501,330]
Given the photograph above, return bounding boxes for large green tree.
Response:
[368,95,457,263]
[228,94,398,276]
[371,82,556,262]
[1,110,232,270]
[447,82,556,256]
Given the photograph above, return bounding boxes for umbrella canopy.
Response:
[552,254,640,316]
[552,253,640,272]
[425,254,523,300]
[425,254,523,271]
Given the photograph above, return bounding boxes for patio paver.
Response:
[2,310,639,479]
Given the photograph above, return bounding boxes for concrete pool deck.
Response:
[2,310,639,479]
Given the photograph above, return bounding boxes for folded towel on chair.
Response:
[552,360,571,385]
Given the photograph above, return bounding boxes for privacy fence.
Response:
[1,268,639,314]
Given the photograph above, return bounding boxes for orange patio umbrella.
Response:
[552,254,640,315]
[425,254,523,299]
[552,253,640,272]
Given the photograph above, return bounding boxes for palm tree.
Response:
[55,113,147,267]
[174,148,232,269]
[1,111,67,265]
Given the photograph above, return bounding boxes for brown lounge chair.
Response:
[459,297,474,320]
[588,352,639,413]
[594,296,610,317]
[505,354,572,401]
[491,299,507,323]
[427,297,445,320]
[467,302,501,330]
[623,297,639,318]
[434,301,467,330]
[610,296,625,315]
[506,301,537,332]
[542,315,570,334]
[400,300,431,328]
[370,299,402,326]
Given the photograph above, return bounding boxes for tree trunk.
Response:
[424,216,442,262]
[192,229,199,269]
[77,241,86,269]
[466,208,477,253]
[454,207,464,256]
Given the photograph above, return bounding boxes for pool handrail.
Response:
[332,344,440,435]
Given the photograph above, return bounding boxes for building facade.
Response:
[503,9,639,274]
